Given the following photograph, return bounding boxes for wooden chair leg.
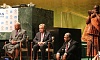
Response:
[30,42,32,60]
[26,41,28,58]
[4,42,6,57]
[48,50,49,60]
[20,42,22,60]
[48,42,50,60]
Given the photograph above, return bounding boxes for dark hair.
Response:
[93,5,99,14]
[65,32,72,38]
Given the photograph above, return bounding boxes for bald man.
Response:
[3,22,27,60]
[56,33,79,60]
[33,24,52,60]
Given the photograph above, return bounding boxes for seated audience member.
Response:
[3,22,27,60]
[33,23,52,60]
[56,33,79,60]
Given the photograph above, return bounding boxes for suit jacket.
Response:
[9,29,27,43]
[33,31,52,45]
[57,39,79,60]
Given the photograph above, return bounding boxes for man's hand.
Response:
[62,53,67,60]
[56,53,60,60]
[11,40,17,44]
[38,42,41,46]
[38,42,45,46]
[88,10,93,16]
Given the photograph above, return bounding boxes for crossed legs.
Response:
[6,52,14,59]
[6,48,19,60]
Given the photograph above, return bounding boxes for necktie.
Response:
[66,44,68,52]
[41,33,44,42]
[16,30,18,37]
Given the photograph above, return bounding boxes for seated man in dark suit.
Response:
[3,22,27,60]
[56,33,79,60]
[33,23,52,60]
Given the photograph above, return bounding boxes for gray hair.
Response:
[15,22,20,25]
[39,23,46,29]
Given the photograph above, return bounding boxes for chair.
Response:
[20,36,29,60]
[30,36,54,60]
[5,36,29,60]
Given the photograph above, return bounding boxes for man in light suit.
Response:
[56,33,79,60]
[3,22,27,60]
[33,23,52,60]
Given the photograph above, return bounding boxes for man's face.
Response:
[14,24,20,30]
[64,35,70,42]
[39,26,45,33]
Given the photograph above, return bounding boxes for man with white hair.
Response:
[33,23,52,60]
[56,33,79,60]
[3,22,27,60]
